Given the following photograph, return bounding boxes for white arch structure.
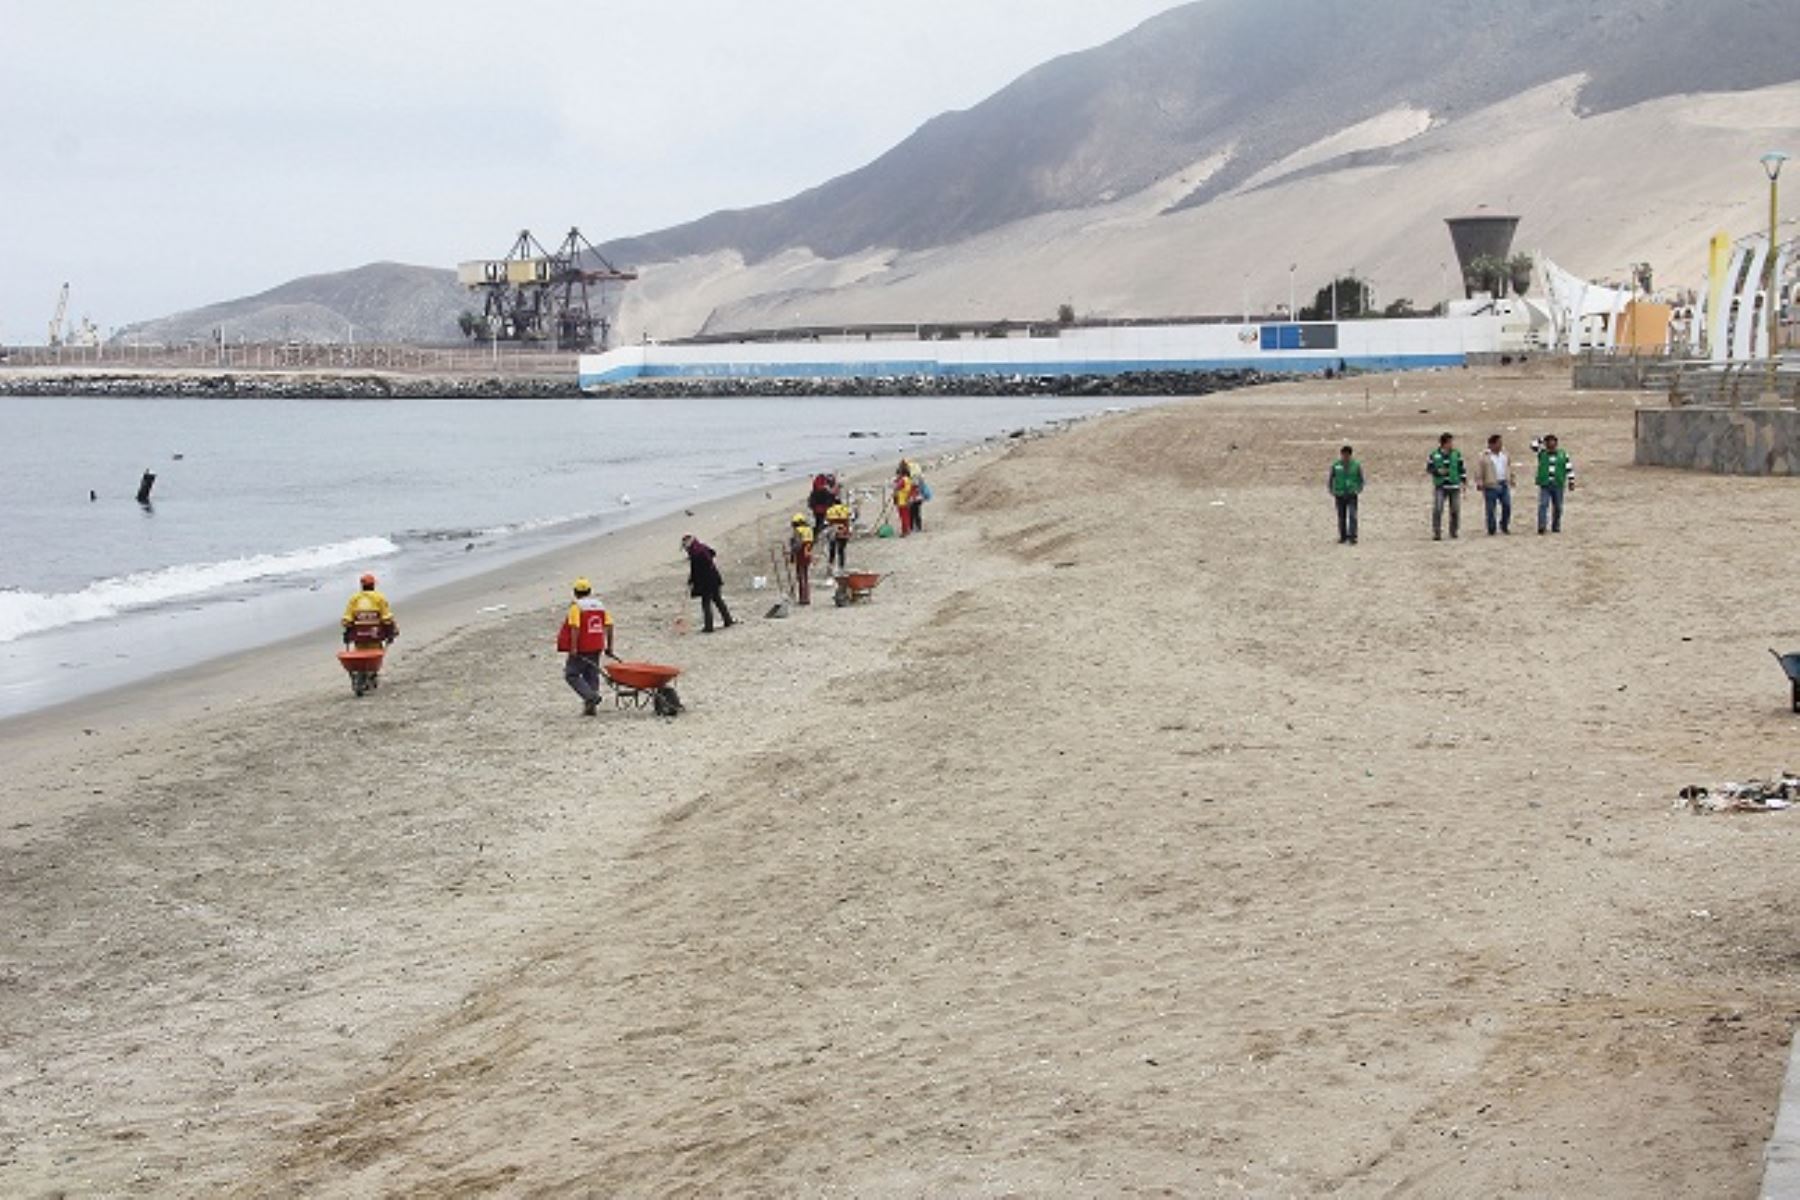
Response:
[1540,257,1635,353]
[1693,232,1795,362]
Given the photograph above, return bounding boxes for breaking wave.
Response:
[0,536,400,644]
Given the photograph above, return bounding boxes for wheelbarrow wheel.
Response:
[350,672,371,698]
[653,686,683,718]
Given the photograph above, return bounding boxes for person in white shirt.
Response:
[1476,433,1514,536]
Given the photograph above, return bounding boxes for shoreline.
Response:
[1,388,1147,724]
[0,420,1025,749]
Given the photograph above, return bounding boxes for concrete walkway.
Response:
[1766,1033,1800,1197]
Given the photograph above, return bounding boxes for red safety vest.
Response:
[556,602,611,655]
[348,608,393,646]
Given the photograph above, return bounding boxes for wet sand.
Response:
[2,370,1797,1196]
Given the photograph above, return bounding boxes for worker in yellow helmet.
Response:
[825,499,852,572]
[788,513,814,606]
[556,577,615,717]
[341,572,397,650]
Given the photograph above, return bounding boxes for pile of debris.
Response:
[1676,774,1800,814]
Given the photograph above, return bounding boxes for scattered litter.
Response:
[751,576,769,591]
[478,604,508,614]
[765,602,791,620]
[1676,774,1800,814]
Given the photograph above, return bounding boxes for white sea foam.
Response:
[474,509,610,539]
[0,536,399,644]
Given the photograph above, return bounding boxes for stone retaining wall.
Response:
[1635,406,1800,476]
[1574,361,1663,391]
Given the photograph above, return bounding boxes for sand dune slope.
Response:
[619,80,1800,342]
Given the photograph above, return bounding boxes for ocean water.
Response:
[0,392,1159,718]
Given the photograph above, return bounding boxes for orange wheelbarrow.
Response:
[604,660,685,717]
[832,572,884,607]
[337,647,386,698]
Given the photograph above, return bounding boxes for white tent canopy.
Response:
[1539,257,1634,353]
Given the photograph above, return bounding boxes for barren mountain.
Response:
[601,0,1797,266]
[117,263,464,347]
[127,0,1800,346]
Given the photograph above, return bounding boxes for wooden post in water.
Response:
[136,470,157,505]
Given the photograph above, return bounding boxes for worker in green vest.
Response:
[1328,444,1365,545]
[1426,432,1467,541]
[1535,434,1576,534]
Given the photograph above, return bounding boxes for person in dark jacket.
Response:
[681,534,734,633]
[808,474,838,534]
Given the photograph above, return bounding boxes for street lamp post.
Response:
[1288,264,1297,320]
[1762,151,1789,403]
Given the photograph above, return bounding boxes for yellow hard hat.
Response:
[573,577,592,594]
[792,513,809,525]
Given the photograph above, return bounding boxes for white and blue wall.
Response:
[579,316,1504,389]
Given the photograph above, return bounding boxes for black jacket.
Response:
[686,541,724,595]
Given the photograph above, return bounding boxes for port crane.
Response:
[458,228,637,352]
[48,283,69,347]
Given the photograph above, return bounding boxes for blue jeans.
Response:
[1538,485,1565,533]
[1335,494,1359,542]
[1483,484,1512,534]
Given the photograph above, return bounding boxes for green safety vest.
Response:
[1330,459,1364,496]
[1537,449,1572,488]
[1427,447,1465,488]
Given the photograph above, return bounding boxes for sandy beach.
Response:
[3,368,1797,1197]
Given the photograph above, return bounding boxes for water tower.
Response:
[1445,210,1521,297]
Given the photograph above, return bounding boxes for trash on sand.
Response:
[765,602,791,620]
[752,576,769,590]
[1676,774,1800,814]
[479,604,508,614]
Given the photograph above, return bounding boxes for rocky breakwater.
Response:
[0,372,581,399]
[588,368,1284,399]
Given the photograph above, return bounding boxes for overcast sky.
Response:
[0,0,1180,340]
